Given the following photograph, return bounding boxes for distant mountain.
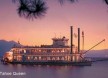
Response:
[85,49,108,57]
[0,40,22,57]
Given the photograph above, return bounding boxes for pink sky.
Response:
[0,0,108,50]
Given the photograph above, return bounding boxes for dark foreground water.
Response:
[0,61,108,78]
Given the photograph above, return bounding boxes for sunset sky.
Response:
[0,0,108,50]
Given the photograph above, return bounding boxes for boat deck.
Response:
[10,61,92,66]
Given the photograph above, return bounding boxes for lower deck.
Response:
[10,60,92,66]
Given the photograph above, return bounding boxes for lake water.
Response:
[0,61,108,78]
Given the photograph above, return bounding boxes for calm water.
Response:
[0,61,108,78]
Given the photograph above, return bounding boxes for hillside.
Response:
[85,49,108,57]
[0,40,21,57]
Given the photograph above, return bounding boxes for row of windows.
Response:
[12,48,71,54]
[13,55,82,62]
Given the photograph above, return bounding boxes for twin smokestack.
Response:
[70,26,80,54]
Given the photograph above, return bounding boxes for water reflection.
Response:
[0,61,108,78]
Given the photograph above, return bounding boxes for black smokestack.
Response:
[70,26,73,54]
[78,28,80,53]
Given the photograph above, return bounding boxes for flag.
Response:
[82,31,84,36]
[74,33,77,38]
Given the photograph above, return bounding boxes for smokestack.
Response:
[78,28,80,53]
[70,26,73,54]
[82,31,84,51]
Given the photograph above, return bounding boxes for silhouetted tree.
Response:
[13,0,48,20]
[59,0,75,4]
[13,0,108,20]
[105,0,108,4]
